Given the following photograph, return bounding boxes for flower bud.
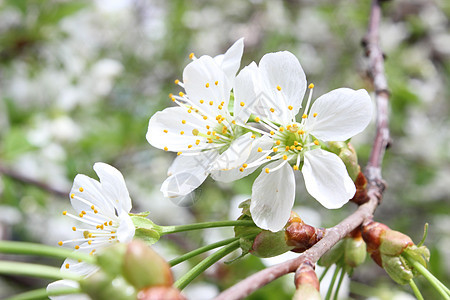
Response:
[361,221,389,266]
[137,286,186,300]
[327,141,360,181]
[318,241,344,268]
[249,230,294,258]
[96,243,127,276]
[344,230,367,268]
[293,262,321,300]
[286,221,325,253]
[80,271,137,300]
[381,254,413,285]
[350,171,370,205]
[122,240,173,289]
[379,230,413,256]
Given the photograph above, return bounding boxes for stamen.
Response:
[79,187,84,192]
[174,79,180,85]
[215,81,218,85]
[276,86,281,91]
[265,168,270,173]
[314,140,319,145]
[240,102,245,107]
[189,52,195,59]
[205,83,210,88]
[313,113,318,117]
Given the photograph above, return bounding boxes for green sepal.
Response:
[131,216,162,245]
[344,237,367,268]
[402,245,430,276]
[96,243,127,276]
[381,254,413,285]
[326,141,360,181]
[249,230,294,258]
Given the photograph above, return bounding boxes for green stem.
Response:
[409,279,424,300]
[417,223,428,247]
[333,267,346,300]
[160,220,256,235]
[324,265,340,300]
[319,266,330,282]
[5,287,81,300]
[174,240,240,290]
[403,252,450,299]
[169,237,240,267]
[0,261,81,281]
[0,241,96,264]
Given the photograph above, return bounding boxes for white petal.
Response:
[259,51,307,120]
[211,135,273,182]
[146,106,211,152]
[305,88,373,141]
[183,56,231,118]
[117,210,135,243]
[212,132,254,170]
[47,280,90,300]
[168,154,204,176]
[214,38,244,84]
[60,257,99,278]
[233,62,263,123]
[250,161,295,232]
[71,174,115,217]
[93,162,132,213]
[302,149,356,209]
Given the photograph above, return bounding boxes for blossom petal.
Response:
[117,210,135,243]
[305,88,373,141]
[183,56,231,119]
[250,161,295,232]
[212,132,254,170]
[146,106,212,152]
[47,280,90,300]
[93,162,132,213]
[214,38,244,84]
[71,174,115,217]
[302,149,356,209]
[259,51,307,121]
[211,135,273,182]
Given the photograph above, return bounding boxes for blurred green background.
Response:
[0,0,449,299]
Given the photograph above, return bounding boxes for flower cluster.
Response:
[147,39,373,232]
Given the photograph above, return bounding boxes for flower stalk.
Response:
[0,261,81,281]
[160,219,256,235]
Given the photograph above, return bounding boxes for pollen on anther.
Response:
[293,165,299,170]
[273,148,278,152]
[72,227,76,231]
[62,211,67,215]
[283,155,288,160]
[180,131,184,135]
[188,145,192,148]
[189,52,195,59]
[203,116,207,120]
[70,193,74,199]
[94,209,98,213]
[270,108,275,113]
[181,120,186,124]
[232,120,236,124]
[75,245,80,250]
[302,114,308,119]
[296,146,302,150]
[298,130,305,135]
[257,147,262,152]
[215,81,218,85]
[88,240,92,245]
[174,79,180,85]
[313,113,318,117]
[288,106,293,110]
[177,152,182,156]
[270,131,275,135]
[243,163,248,168]
[279,127,284,132]
[240,102,245,107]
[266,156,272,160]
[265,168,270,173]
[164,147,168,151]
[314,140,319,145]
[58,241,63,246]
[294,141,299,146]
[276,140,281,145]
[239,167,244,172]
[251,135,256,139]
[179,92,184,97]
[254,117,260,122]
[79,187,84,192]
[200,100,204,104]
[79,213,83,218]
[209,101,214,106]
[196,140,200,145]
[65,264,70,269]
[276,86,281,91]
[286,146,290,151]
[205,83,210,88]
[308,83,315,89]
[163,129,168,133]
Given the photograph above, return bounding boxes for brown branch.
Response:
[214,1,391,299]
[0,164,68,198]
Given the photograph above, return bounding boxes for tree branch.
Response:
[214,1,391,299]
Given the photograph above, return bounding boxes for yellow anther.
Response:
[82,211,86,215]
[215,81,218,85]
[302,114,308,119]
[58,241,63,246]
[313,113,318,117]
[254,117,260,122]
[79,187,84,192]
[72,227,76,231]
[174,79,180,85]
[239,167,244,172]
[79,213,83,217]
[290,145,296,150]
[164,147,168,151]
[257,147,262,152]
[163,129,168,133]
[298,130,305,135]
[88,240,92,245]
[187,109,192,113]
[273,148,278,152]
[314,140,319,145]
[196,140,200,145]
[270,108,275,113]
[109,221,113,225]
[251,135,256,139]
[286,125,291,130]
[177,152,182,156]
[188,145,192,148]
[266,156,272,160]
[288,105,293,110]
[283,155,288,160]
[94,209,98,214]
[209,101,214,106]
[70,193,74,199]
[200,99,204,104]
[90,205,95,210]
[276,85,281,91]
[279,127,284,132]
[169,93,173,98]
[286,146,290,151]
[240,102,245,107]
[171,97,176,102]
[218,105,223,110]
[308,83,314,89]
[293,165,299,170]
[270,131,275,135]
[205,83,210,88]
[203,116,207,120]
[179,92,184,97]
[207,131,211,135]
[276,140,281,145]
[265,168,270,173]
[180,131,184,135]
[294,141,298,146]
[181,120,186,124]
[189,52,194,59]
[232,120,236,124]
[296,146,302,150]
[75,245,80,250]
[243,163,248,168]
[65,263,70,269]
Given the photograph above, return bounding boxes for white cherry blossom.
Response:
[235,51,373,232]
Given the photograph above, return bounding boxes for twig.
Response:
[214,0,390,299]
[0,164,67,198]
